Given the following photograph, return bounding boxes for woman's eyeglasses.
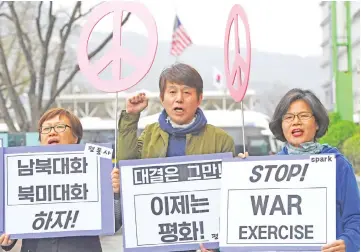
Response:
[40,124,71,134]
[282,112,313,123]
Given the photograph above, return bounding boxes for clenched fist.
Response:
[126,93,148,114]
[111,168,120,194]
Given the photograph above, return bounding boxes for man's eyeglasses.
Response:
[40,124,71,134]
[282,112,313,123]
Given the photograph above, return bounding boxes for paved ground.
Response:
[100,230,123,252]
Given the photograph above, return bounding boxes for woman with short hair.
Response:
[1,108,122,252]
[267,88,359,252]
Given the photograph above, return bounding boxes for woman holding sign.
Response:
[240,88,360,252]
[0,108,122,252]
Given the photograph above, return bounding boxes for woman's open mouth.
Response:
[291,128,304,137]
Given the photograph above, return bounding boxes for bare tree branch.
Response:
[3,3,34,58]
[59,2,80,40]
[50,2,81,100]
[73,4,95,22]
[0,38,28,130]
[11,50,26,83]
[37,1,56,110]
[0,81,27,92]
[36,1,44,44]
[1,2,131,131]
[0,89,17,132]
[10,34,42,88]
[23,31,32,53]
[42,12,132,113]
[0,13,12,21]
[3,33,18,58]
[0,65,73,92]
[8,2,36,95]
[59,3,95,38]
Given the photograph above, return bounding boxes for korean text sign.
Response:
[119,153,233,252]
[0,144,115,239]
[219,155,336,251]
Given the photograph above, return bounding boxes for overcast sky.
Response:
[55,0,323,57]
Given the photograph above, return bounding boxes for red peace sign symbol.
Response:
[77,1,158,93]
[224,4,251,102]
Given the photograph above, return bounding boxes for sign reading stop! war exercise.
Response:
[220,154,336,252]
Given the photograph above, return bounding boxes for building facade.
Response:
[320,1,360,122]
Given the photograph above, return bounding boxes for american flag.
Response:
[170,15,192,56]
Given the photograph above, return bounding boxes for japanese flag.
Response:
[212,67,224,90]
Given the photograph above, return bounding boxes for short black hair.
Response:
[269,88,329,142]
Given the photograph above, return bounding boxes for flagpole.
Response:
[171,1,192,64]
[223,88,227,110]
[174,0,178,63]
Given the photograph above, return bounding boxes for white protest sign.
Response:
[220,155,336,251]
[5,151,102,235]
[120,153,232,251]
[84,143,113,159]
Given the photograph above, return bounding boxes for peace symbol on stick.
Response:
[77,1,158,93]
[224,4,251,103]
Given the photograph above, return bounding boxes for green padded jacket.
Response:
[116,110,236,160]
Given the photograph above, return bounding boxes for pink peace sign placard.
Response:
[77,1,158,93]
[224,4,251,102]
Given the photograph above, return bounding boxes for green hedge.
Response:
[319,120,359,148]
[342,133,360,175]
[319,112,360,174]
[328,112,341,125]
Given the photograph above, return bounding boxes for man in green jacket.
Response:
[117,63,235,252]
